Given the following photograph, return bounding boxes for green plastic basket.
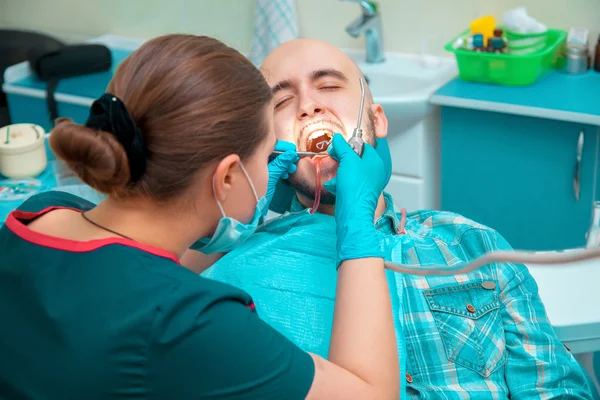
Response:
[444,27,567,86]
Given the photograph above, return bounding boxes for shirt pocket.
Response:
[423,281,506,377]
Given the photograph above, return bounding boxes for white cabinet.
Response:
[385,175,424,212]
[384,106,440,211]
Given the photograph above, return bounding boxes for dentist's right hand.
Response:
[308,133,399,400]
[324,133,387,266]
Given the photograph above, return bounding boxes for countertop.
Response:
[430,70,600,126]
[527,253,600,354]
[0,167,56,223]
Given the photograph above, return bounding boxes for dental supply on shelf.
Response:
[0,178,44,201]
[470,15,496,44]
[453,28,509,54]
[558,27,591,74]
[452,8,551,57]
[503,7,547,35]
[0,124,48,179]
[445,25,566,85]
[567,27,589,46]
[558,43,590,74]
[502,8,549,55]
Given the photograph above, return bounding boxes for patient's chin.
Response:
[288,173,337,206]
[318,161,338,183]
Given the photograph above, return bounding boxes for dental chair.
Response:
[0,29,64,126]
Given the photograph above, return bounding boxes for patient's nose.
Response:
[298,99,325,120]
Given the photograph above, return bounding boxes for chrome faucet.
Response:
[343,0,385,63]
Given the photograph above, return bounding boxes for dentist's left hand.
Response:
[266,140,299,209]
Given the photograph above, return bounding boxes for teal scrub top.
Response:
[0,191,315,399]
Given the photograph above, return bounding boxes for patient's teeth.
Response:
[307,130,333,153]
[307,130,332,141]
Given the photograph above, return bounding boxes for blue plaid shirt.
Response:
[298,193,592,398]
[208,193,593,399]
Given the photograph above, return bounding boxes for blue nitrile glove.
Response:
[376,137,392,189]
[324,137,392,196]
[266,140,299,215]
[268,179,296,214]
[324,134,387,266]
[268,137,392,214]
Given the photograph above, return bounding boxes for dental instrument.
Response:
[347,77,366,157]
[271,150,323,158]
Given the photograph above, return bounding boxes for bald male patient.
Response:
[193,39,594,399]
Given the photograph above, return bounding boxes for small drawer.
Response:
[388,123,424,178]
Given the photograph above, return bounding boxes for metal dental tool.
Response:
[347,77,366,157]
[271,150,323,158]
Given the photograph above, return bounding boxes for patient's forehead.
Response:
[260,40,360,85]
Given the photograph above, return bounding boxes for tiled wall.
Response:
[1,0,599,56]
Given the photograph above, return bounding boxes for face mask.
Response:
[191,163,268,254]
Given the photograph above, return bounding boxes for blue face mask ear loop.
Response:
[238,162,260,204]
[239,162,268,225]
[211,174,227,219]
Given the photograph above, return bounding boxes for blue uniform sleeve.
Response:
[494,233,594,399]
[147,281,315,400]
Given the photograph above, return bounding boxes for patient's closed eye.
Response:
[319,83,340,90]
[275,96,293,108]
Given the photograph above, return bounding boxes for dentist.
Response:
[0,34,399,399]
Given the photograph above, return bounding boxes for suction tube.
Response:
[310,157,323,214]
[383,247,600,276]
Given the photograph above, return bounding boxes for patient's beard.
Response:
[288,109,377,206]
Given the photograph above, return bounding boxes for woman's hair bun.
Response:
[49,118,131,194]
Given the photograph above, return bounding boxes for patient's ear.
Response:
[370,103,388,139]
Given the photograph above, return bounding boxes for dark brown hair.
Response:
[50,34,272,200]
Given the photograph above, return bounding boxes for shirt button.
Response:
[405,372,413,384]
[482,281,496,290]
[466,304,476,313]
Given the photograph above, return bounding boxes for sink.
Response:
[342,49,457,133]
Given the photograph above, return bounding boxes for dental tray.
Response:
[444,27,567,86]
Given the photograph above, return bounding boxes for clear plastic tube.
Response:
[384,247,600,276]
[309,157,323,214]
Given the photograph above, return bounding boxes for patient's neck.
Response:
[296,193,387,221]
